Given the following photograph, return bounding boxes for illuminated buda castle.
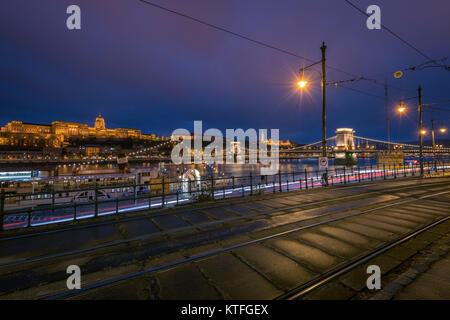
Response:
[0,115,160,149]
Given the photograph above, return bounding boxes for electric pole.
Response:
[431,119,435,150]
[321,42,327,158]
[418,86,423,176]
[385,80,390,151]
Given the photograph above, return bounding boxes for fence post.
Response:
[116,196,119,214]
[304,168,308,189]
[74,202,77,220]
[223,187,226,199]
[176,190,179,205]
[370,165,373,181]
[232,176,235,190]
[278,170,282,192]
[148,183,152,210]
[249,172,253,196]
[343,166,346,185]
[242,185,244,197]
[161,177,165,208]
[358,166,361,183]
[211,175,215,199]
[133,180,137,205]
[1,189,5,231]
[51,185,55,212]
[94,182,98,217]
[27,207,32,228]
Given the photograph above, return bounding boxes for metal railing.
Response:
[1,160,448,231]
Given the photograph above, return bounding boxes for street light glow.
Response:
[297,80,308,88]
[440,128,447,133]
[397,106,406,113]
[420,129,427,135]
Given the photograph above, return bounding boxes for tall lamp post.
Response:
[320,43,327,158]
[396,88,425,176]
[298,42,327,157]
[418,86,424,176]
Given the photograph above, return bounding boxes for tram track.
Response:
[278,215,450,300]
[0,178,447,300]
[38,187,449,300]
[0,178,448,270]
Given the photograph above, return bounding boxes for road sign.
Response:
[31,170,39,178]
[318,157,328,170]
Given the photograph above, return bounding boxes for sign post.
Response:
[318,157,329,187]
[318,157,328,170]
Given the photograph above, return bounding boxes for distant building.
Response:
[0,115,161,148]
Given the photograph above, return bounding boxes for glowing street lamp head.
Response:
[397,106,406,113]
[440,128,447,133]
[297,80,308,88]
[297,69,308,89]
[420,130,427,135]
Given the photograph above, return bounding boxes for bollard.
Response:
[223,187,226,199]
[176,190,179,206]
[242,185,244,197]
[116,196,119,214]
[74,202,77,220]
[370,165,373,181]
[249,172,253,196]
[358,166,361,183]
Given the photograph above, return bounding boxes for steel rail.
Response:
[279,215,450,300]
[2,180,447,269]
[42,189,449,300]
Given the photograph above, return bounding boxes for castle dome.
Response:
[95,114,105,130]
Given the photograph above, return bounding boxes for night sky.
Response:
[1,0,449,143]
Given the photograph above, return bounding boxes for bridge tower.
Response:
[334,128,357,166]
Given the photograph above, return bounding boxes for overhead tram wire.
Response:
[137,0,387,82]
[137,0,447,102]
[343,0,443,64]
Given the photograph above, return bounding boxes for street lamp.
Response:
[440,128,447,133]
[297,42,327,158]
[297,70,308,88]
[397,87,424,175]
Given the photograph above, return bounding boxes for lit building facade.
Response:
[0,115,159,148]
